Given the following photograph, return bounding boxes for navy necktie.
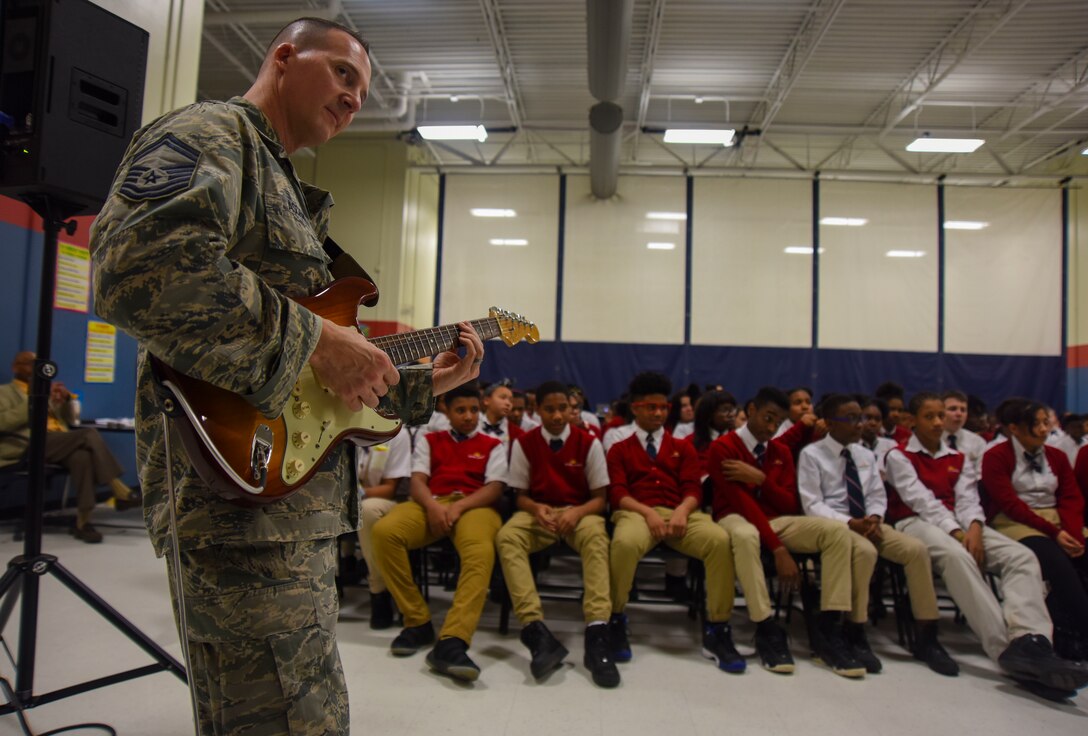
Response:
[1024,451,1043,474]
[451,430,470,443]
[549,438,564,453]
[842,447,866,519]
[483,421,502,436]
[753,443,766,467]
[646,433,658,460]
[947,434,958,451]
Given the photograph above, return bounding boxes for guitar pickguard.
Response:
[281,365,402,483]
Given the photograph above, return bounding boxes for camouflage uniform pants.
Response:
[166,538,347,735]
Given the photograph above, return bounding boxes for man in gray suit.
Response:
[0,351,137,542]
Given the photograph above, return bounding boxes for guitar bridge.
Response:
[251,424,274,487]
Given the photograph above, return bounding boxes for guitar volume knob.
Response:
[292,401,311,419]
[291,382,302,398]
[286,458,305,479]
[292,431,311,448]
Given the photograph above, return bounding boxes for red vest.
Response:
[518,425,595,506]
[886,444,965,523]
[426,431,501,497]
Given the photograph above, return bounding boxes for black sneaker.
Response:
[71,524,103,544]
[520,621,569,681]
[999,634,1088,692]
[844,621,882,674]
[813,614,866,679]
[584,624,620,688]
[609,613,632,662]
[913,622,958,677]
[426,637,481,682]
[390,621,435,657]
[754,619,795,674]
[369,591,395,631]
[702,622,746,673]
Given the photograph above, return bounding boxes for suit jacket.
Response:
[0,382,30,467]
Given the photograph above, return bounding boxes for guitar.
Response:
[152,277,539,503]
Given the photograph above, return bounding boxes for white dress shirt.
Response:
[1009,436,1058,509]
[632,425,665,457]
[942,427,987,473]
[425,411,452,433]
[519,414,541,431]
[885,435,985,535]
[412,429,508,485]
[507,424,609,493]
[859,436,898,474]
[798,435,887,523]
[357,428,412,492]
[603,421,637,452]
[1046,429,1080,466]
[581,410,601,429]
[672,421,694,440]
[773,418,794,439]
[478,414,517,447]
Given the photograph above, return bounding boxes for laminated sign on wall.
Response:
[54,242,91,313]
[85,321,116,383]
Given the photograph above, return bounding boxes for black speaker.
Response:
[0,0,148,214]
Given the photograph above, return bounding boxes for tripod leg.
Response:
[46,560,186,681]
[0,572,24,634]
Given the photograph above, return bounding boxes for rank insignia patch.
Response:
[119,133,200,201]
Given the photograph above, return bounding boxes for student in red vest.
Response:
[886,392,1088,697]
[606,371,742,671]
[981,399,1088,663]
[371,383,506,682]
[686,390,738,474]
[774,386,825,461]
[510,389,539,431]
[479,381,525,452]
[799,394,956,676]
[708,386,870,678]
[875,381,912,444]
[943,389,987,474]
[496,381,619,688]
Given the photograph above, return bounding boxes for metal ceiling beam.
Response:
[202,30,258,83]
[1020,137,1088,173]
[479,0,525,129]
[815,0,1028,170]
[205,0,342,26]
[976,45,1088,132]
[872,139,920,174]
[633,0,668,160]
[749,0,846,135]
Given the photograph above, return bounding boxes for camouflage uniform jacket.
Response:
[90,97,433,556]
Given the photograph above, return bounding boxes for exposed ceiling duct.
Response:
[586,0,632,199]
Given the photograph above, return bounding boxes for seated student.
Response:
[686,390,738,473]
[1062,413,1085,448]
[424,393,452,433]
[602,397,636,453]
[875,381,912,443]
[774,386,824,462]
[371,383,506,682]
[668,385,699,440]
[886,392,1088,695]
[774,386,811,438]
[966,394,992,440]
[984,397,1022,451]
[942,389,987,474]
[798,394,956,676]
[496,381,619,688]
[858,396,897,476]
[355,429,413,630]
[707,386,867,677]
[606,371,743,672]
[511,389,539,431]
[569,385,603,439]
[1046,407,1081,466]
[479,381,525,452]
[981,399,1088,662]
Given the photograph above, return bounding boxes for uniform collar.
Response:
[542,424,571,443]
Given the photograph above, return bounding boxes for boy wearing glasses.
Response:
[606,372,742,671]
[798,394,957,676]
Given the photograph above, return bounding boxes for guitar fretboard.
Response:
[370,318,501,366]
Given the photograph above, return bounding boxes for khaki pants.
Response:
[358,497,397,593]
[719,514,873,622]
[371,497,501,644]
[496,510,611,625]
[610,508,734,623]
[44,427,124,513]
[993,508,1088,542]
[896,517,1051,659]
[851,524,940,620]
[168,539,347,736]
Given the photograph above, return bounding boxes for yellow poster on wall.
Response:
[85,321,116,383]
[54,242,90,313]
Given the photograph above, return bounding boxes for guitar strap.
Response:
[322,236,380,306]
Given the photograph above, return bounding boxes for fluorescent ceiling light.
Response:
[820,217,868,227]
[943,220,989,230]
[417,124,488,142]
[646,211,687,220]
[906,137,984,153]
[886,250,926,258]
[471,208,516,218]
[783,246,825,255]
[489,238,528,246]
[646,242,676,250]
[663,128,736,146]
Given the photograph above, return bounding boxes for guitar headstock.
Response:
[489,307,541,347]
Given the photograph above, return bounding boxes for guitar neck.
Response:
[369,317,501,366]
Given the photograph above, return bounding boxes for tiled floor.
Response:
[0,508,1084,735]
